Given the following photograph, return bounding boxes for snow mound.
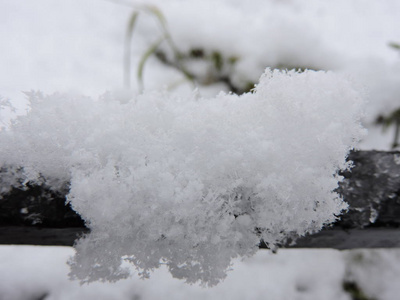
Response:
[0,69,365,286]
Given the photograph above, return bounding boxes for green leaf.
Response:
[211,51,223,71]
[142,5,167,28]
[389,42,400,50]
[124,11,140,88]
[137,37,165,93]
[126,11,140,38]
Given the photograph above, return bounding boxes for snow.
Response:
[0,69,365,285]
[1,0,400,297]
[1,245,400,300]
[1,0,400,136]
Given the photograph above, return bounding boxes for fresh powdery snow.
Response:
[1,0,400,298]
[0,69,365,286]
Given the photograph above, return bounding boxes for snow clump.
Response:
[0,69,365,286]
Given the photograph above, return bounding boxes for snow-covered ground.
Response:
[1,245,400,300]
[2,0,400,299]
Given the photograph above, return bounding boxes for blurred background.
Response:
[2,0,400,149]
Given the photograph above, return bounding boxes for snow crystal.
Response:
[0,69,365,286]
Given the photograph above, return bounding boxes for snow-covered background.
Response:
[2,0,400,145]
[1,246,400,300]
[1,0,400,299]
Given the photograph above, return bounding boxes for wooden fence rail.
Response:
[1,150,400,248]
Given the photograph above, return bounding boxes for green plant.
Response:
[376,108,400,149]
[123,5,193,91]
[389,42,400,51]
[112,1,249,93]
[107,0,317,95]
[343,281,375,300]
[374,42,400,149]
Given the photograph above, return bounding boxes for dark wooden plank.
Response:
[1,150,400,248]
[287,228,400,249]
[0,226,89,246]
[1,226,399,249]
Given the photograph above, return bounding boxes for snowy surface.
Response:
[1,0,400,148]
[1,245,400,300]
[1,0,400,298]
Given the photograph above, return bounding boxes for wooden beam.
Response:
[0,226,89,246]
[1,150,400,248]
[1,226,399,249]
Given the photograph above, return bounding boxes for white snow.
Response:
[0,69,365,285]
[1,245,400,300]
[1,0,400,141]
[1,0,400,298]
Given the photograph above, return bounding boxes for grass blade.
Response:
[124,11,140,88]
[137,36,165,93]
